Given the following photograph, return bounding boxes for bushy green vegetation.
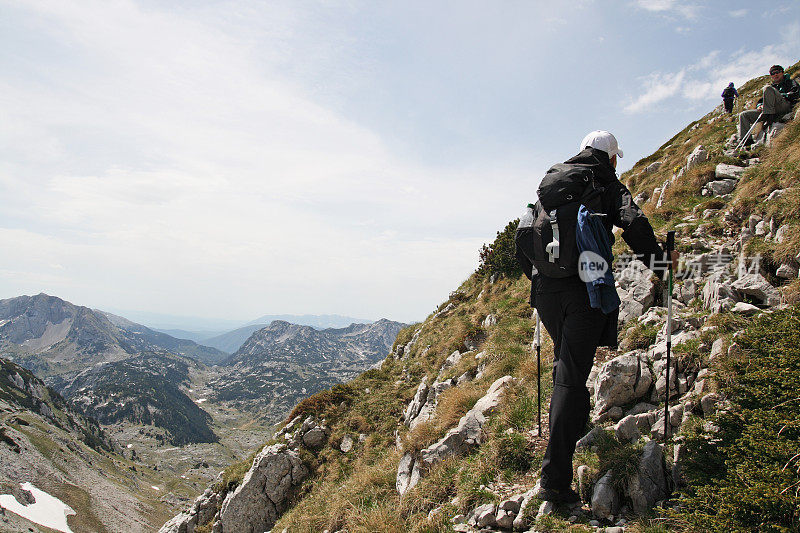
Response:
[477,219,521,279]
[667,307,800,532]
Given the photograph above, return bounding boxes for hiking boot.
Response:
[761,113,776,127]
[535,486,582,504]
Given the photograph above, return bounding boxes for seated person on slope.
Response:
[738,64,799,145]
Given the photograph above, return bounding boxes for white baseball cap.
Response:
[580,130,623,159]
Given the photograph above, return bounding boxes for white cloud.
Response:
[730,9,748,18]
[624,24,800,113]
[634,0,700,19]
[0,0,526,321]
[624,70,686,113]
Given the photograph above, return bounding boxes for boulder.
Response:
[396,453,421,495]
[702,276,736,313]
[470,503,497,528]
[438,351,463,380]
[686,145,708,170]
[617,261,657,324]
[409,379,454,430]
[404,377,430,424]
[218,444,309,533]
[701,393,722,417]
[748,215,761,233]
[591,470,619,520]
[777,264,798,279]
[707,179,738,196]
[512,489,537,531]
[614,415,642,443]
[715,164,746,180]
[575,426,604,450]
[627,441,670,515]
[339,435,354,453]
[731,273,781,306]
[302,427,327,449]
[593,353,652,414]
[731,302,760,315]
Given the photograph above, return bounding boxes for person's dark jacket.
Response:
[721,87,738,99]
[518,147,666,345]
[758,75,800,107]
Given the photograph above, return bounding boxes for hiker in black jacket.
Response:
[519,131,677,504]
[739,65,799,144]
[722,82,738,113]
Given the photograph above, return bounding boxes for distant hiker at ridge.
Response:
[738,64,799,145]
[515,130,678,505]
[721,82,738,113]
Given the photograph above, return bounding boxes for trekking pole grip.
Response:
[666,230,675,255]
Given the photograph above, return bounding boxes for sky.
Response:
[1,1,799,326]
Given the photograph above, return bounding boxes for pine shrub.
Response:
[477,219,521,279]
[670,307,800,531]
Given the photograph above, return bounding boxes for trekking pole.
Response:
[536,313,542,436]
[664,231,675,442]
[735,112,763,150]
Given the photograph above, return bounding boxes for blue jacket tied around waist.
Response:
[576,205,620,314]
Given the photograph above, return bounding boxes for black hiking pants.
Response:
[535,286,607,491]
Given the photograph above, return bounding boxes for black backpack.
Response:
[515,164,603,278]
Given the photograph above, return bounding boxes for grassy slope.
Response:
[208,61,800,533]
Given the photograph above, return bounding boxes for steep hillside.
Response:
[208,319,406,420]
[0,357,179,532]
[161,60,798,533]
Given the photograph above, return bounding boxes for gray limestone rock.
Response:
[302,426,327,449]
[701,393,722,417]
[511,489,536,530]
[702,276,736,313]
[614,415,642,443]
[218,444,309,533]
[617,261,657,325]
[536,500,557,519]
[482,314,497,328]
[777,264,798,279]
[404,377,430,424]
[732,273,781,306]
[627,440,670,515]
[470,503,496,528]
[339,435,354,453]
[409,379,455,430]
[591,470,619,520]
[686,145,708,170]
[707,179,738,196]
[575,426,604,450]
[732,302,760,315]
[593,353,652,415]
[398,376,513,494]
[494,508,515,529]
[715,163,746,180]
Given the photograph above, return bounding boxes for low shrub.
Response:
[667,307,800,531]
[477,219,522,279]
